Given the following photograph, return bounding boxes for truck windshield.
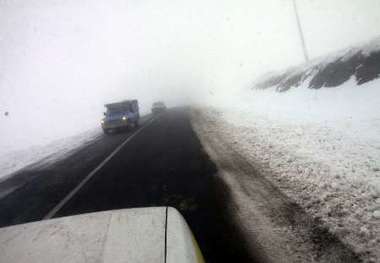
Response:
[107,109,125,115]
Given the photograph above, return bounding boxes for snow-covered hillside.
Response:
[198,37,380,262]
[255,36,380,92]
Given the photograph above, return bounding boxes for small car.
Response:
[151,101,167,115]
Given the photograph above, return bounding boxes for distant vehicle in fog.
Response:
[101,100,139,134]
[151,101,167,115]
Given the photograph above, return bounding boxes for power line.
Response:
[292,0,309,62]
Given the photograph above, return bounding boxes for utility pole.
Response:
[292,0,309,62]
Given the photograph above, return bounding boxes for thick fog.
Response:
[1,0,380,153]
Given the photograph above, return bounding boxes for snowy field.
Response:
[195,77,380,261]
[0,128,100,182]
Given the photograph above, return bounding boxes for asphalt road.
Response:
[0,108,255,263]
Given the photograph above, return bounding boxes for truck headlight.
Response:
[122,116,127,121]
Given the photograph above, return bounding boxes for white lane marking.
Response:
[43,117,156,220]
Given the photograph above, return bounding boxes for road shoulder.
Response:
[190,108,361,263]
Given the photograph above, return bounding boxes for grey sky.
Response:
[0,0,379,124]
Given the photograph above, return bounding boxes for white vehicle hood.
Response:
[0,207,204,263]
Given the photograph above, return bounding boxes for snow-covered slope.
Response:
[199,37,380,262]
[255,36,380,92]
[0,129,100,184]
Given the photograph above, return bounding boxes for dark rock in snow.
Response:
[356,50,380,85]
[254,37,380,91]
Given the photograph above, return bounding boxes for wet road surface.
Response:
[0,108,255,262]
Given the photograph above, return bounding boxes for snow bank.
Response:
[199,77,380,261]
[0,129,100,182]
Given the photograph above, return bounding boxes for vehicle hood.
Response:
[0,207,204,263]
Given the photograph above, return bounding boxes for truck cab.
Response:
[101,100,140,134]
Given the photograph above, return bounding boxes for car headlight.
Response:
[122,116,127,121]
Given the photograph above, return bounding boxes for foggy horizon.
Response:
[1,2,380,261]
[1,0,380,152]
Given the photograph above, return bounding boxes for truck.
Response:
[101,100,140,134]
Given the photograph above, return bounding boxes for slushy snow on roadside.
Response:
[0,129,100,182]
[198,76,380,261]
